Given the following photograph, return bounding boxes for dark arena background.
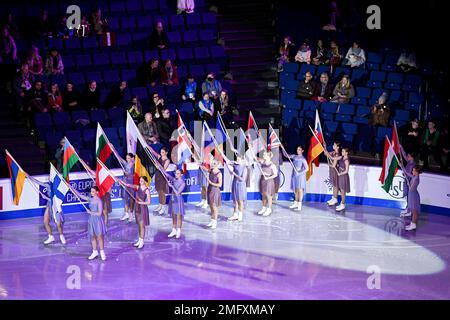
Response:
[0,0,449,309]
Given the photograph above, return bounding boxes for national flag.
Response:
[379,138,389,183]
[5,150,26,205]
[380,137,399,193]
[63,138,80,182]
[96,123,113,163]
[268,124,282,151]
[96,159,116,197]
[49,163,69,219]
[306,109,325,181]
[126,112,138,154]
[214,117,227,165]
[175,134,192,168]
[237,128,247,157]
[202,122,216,168]
[246,111,259,142]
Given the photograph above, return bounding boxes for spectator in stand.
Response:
[160,59,179,86]
[400,118,421,156]
[201,73,222,102]
[55,138,65,172]
[217,90,233,125]
[90,7,107,35]
[344,41,366,68]
[57,15,74,38]
[368,92,390,127]
[157,108,177,149]
[145,59,160,87]
[138,113,159,144]
[312,72,334,102]
[128,95,143,124]
[35,10,53,38]
[26,80,47,134]
[45,48,64,76]
[198,92,214,121]
[13,63,34,113]
[294,41,311,64]
[296,71,316,100]
[149,92,165,119]
[2,12,20,39]
[397,49,418,73]
[277,36,295,72]
[83,80,101,110]
[181,74,199,103]
[177,0,195,14]
[420,120,443,171]
[75,15,91,38]
[62,81,81,111]
[323,1,340,31]
[149,21,169,50]
[104,80,127,109]
[48,83,63,112]
[0,27,17,64]
[326,40,342,72]
[331,75,354,104]
[27,46,44,77]
[311,39,326,65]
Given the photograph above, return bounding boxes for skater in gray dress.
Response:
[165,169,186,239]
[404,165,422,231]
[334,148,350,212]
[257,151,278,217]
[154,147,171,215]
[206,160,222,229]
[102,190,112,226]
[287,146,308,211]
[324,141,342,206]
[399,145,416,217]
[227,155,248,222]
[194,152,209,209]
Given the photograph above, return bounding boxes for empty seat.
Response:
[285,99,302,110]
[90,109,108,127]
[302,100,317,111]
[182,30,198,45]
[367,52,382,64]
[199,29,215,43]
[110,1,126,13]
[194,47,210,62]
[121,17,137,30]
[177,47,194,63]
[132,87,149,101]
[144,50,159,62]
[103,70,120,84]
[186,13,202,29]
[143,0,158,12]
[67,72,85,86]
[35,113,53,134]
[107,17,120,30]
[120,69,137,82]
[338,104,355,115]
[341,122,358,135]
[104,127,119,141]
[201,12,217,29]
[65,38,81,50]
[170,14,185,30]
[111,52,127,65]
[356,87,371,98]
[82,128,96,147]
[117,34,132,47]
[387,72,403,83]
[377,127,392,139]
[351,69,368,84]
[334,67,351,79]
[321,102,338,114]
[369,71,386,82]
[86,71,102,83]
[127,51,144,67]
[206,64,221,76]
[161,48,176,61]
[189,64,205,78]
[324,121,338,133]
[92,53,110,67]
[48,38,64,51]
[82,37,98,50]
[126,0,143,12]
[76,54,92,68]
[393,110,410,122]
[137,15,153,29]
[282,108,298,127]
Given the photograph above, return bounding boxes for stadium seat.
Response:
[121,17,137,30]
[177,47,194,63]
[132,87,149,102]
[338,104,355,115]
[297,64,316,78]
[321,102,338,114]
[351,69,368,84]
[189,64,205,78]
[194,47,210,62]
[393,110,410,122]
[86,71,102,84]
[143,0,158,12]
[170,14,185,31]
[127,51,144,68]
[137,15,153,29]
[182,30,198,45]
[324,121,338,133]
[161,48,176,61]
[92,53,110,68]
[65,38,81,51]
[82,128,96,148]
[199,30,216,43]
[167,31,182,45]
[110,1,126,13]
[282,108,298,127]
[117,34,132,47]
[367,52,382,64]
[126,0,143,13]
[283,63,298,74]
[201,12,217,29]
[285,98,302,110]
[103,70,120,85]
[284,80,299,91]
[111,52,127,66]
[108,108,125,127]
[76,54,92,68]
[90,109,108,127]
[186,13,202,30]
[335,114,352,122]
[341,122,358,135]
[82,37,98,50]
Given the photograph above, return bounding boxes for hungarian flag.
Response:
[96,123,113,164]
[379,137,399,193]
[306,109,324,181]
[63,138,80,182]
[96,159,116,197]
[5,150,26,205]
[268,124,282,151]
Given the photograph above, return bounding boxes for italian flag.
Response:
[379,137,398,193]
[96,123,113,164]
[96,159,116,198]
[63,138,80,182]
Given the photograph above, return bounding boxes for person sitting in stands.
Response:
[156,108,177,149]
[296,71,316,100]
[26,46,43,76]
[201,73,222,102]
[277,36,295,72]
[48,83,63,112]
[312,72,334,102]
[13,63,34,113]
[331,75,354,104]
[368,92,390,127]
[90,7,108,35]
[149,21,169,50]
[294,41,311,64]
[420,120,443,171]
[149,92,165,119]
[83,80,101,110]
[35,10,53,38]
[103,80,127,109]
[45,48,64,76]
[142,58,160,87]
[198,92,214,121]
[177,0,195,14]
[160,59,179,86]
[344,41,366,68]
[138,113,159,144]
[128,95,143,124]
[62,81,80,111]
[0,27,17,64]
[397,49,418,73]
[181,74,199,102]
[312,39,326,65]
[400,118,421,156]
[326,40,342,71]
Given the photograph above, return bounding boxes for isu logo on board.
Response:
[388,175,407,200]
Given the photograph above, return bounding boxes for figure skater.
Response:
[404,165,422,231]
[124,176,151,249]
[335,148,350,212]
[206,160,222,229]
[74,186,107,260]
[287,145,308,211]
[227,155,248,221]
[399,145,416,217]
[325,141,342,206]
[119,153,135,222]
[29,176,66,245]
[154,147,171,215]
[272,148,283,203]
[194,152,209,209]
[165,169,186,238]
[102,190,112,226]
[257,151,278,217]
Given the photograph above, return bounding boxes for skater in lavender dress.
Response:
[154,147,171,215]
[118,153,135,222]
[125,176,151,249]
[287,146,308,211]
[399,145,416,217]
[75,186,107,261]
[206,160,222,229]
[257,151,278,217]
[324,141,342,206]
[102,190,112,226]
[335,148,350,212]
[165,169,186,239]
[194,152,209,209]
[226,155,248,222]
[404,165,422,231]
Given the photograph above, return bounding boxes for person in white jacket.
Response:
[344,42,366,68]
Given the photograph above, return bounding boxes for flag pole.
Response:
[217,112,239,156]
[308,125,339,174]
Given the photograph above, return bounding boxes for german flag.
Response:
[134,136,152,185]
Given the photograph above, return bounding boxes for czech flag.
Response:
[306,109,325,181]
[5,150,26,205]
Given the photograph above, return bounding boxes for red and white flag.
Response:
[96,159,116,198]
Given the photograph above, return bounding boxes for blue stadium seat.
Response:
[356,87,371,98]
[366,62,379,70]
[283,63,298,74]
[182,30,198,45]
[118,127,126,140]
[351,69,368,84]
[82,128,96,148]
[317,65,331,76]
[137,15,153,29]
[143,0,158,12]
[117,34,132,47]
[132,87,149,102]
[298,64,316,78]
[82,37,98,50]
[194,47,210,62]
[65,38,81,51]
[384,82,401,90]
[206,64,221,76]
[367,52,382,64]
[322,102,338,114]
[65,131,83,149]
[104,127,119,141]
[170,14,185,31]
[324,121,338,133]
[281,90,296,104]
[389,90,403,103]
[167,31,182,45]
[177,65,188,80]
[86,71,102,83]
[285,80,299,91]
[92,53,110,69]
[133,32,148,45]
[338,104,355,115]
[377,127,392,139]
[127,51,144,67]
[302,100,317,111]
[403,75,421,91]
[334,66,351,79]
[341,122,358,135]
[369,71,386,82]
[199,30,215,44]
[48,38,64,51]
[209,46,227,66]
[180,101,194,114]
[110,1,126,13]
[177,47,194,63]
[201,12,217,29]
[108,108,125,127]
[126,0,143,12]
[120,69,137,82]
[90,109,108,127]
[35,113,53,136]
[111,52,127,65]
[144,50,159,62]
[121,17,137,30]
[189,64,205,78]
[107,17,120,30]
[186,13,202,30]
[285,99,302,110]
[335,114,352,122]
[393,110,410,122]
[409,92,424,104]
[76,54,92,68]
[161,48,176,61]
[279,72,294,88]
[67,72,85,86]
[282,108,298,127]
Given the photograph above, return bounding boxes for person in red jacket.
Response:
[160,59,179,86]
[48,83,63,112]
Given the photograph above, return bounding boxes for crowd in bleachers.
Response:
[1,0,240,170]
